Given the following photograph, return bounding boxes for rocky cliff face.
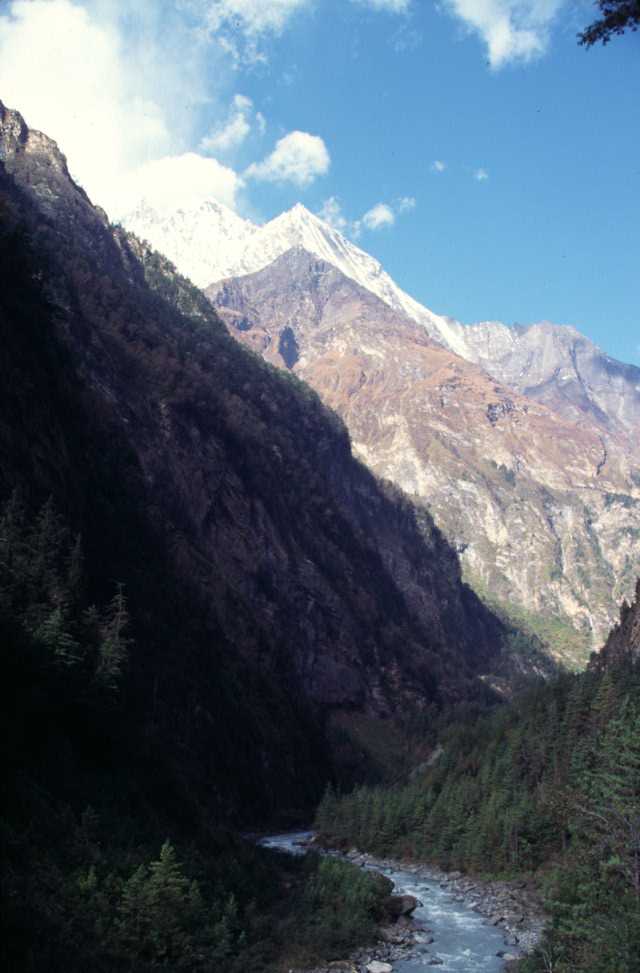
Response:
[210,249,640,666]
[461,320,640,439]
[0,101,512,816]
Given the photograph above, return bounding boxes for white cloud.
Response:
[198,0,412,37]
[350,0,411,11]
[319,195,415,237]
[197,0,411,62]
[431,160,447,173]
[0,0,420,223]
[200,93,263,154]
[443,0,565,68]
[318,196,350,233]
[0,0,232,217]
[201,114,251,154]
[0,1,164,214]
[179,1,313,66]
[361,202,396,230]
[233,94,253,111]
[246,131,330,187]
[474,167,489,181]
[392,23,422,51]
[120,153,242,215]
[202,0,312,35]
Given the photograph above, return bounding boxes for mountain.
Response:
[0,99,518,821]
[209,248,640,665]
[124,199,640,441]
[124,196,640,663]
[121,199,470,353]
[460,319,640,439]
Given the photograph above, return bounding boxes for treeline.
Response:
[0,497,386,971]
[315,637,640,972]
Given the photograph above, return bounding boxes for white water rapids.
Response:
[260,832,519,972]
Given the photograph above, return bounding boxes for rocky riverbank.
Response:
[433,867,547,958]
[291,842,547,973]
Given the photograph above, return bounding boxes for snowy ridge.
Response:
[121,198,627,388]
[121,198,471,355]
[122,198,258,292]
[121,197,640,437]
[239,205,472,358]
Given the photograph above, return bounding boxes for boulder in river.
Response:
[384,894,419,918]
[366,963,393,973]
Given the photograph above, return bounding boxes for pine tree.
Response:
[579,701,640,899]
[33,604,80,666]
[26,496,68,612]
[117,841,206,968]
[96,584,130,691]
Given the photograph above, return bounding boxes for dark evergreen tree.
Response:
[579,0,640,46]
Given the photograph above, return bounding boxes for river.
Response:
[260,832,520,972]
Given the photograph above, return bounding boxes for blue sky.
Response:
[0,0,638,364]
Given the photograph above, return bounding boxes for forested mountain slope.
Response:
[0,95,530,828]
[0,99,518,806]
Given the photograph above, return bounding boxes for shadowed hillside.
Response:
[0,97,523,973]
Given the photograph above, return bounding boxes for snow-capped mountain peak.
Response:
[121,197,471,353]
[120,197,640,436]
[121,197,258,289]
